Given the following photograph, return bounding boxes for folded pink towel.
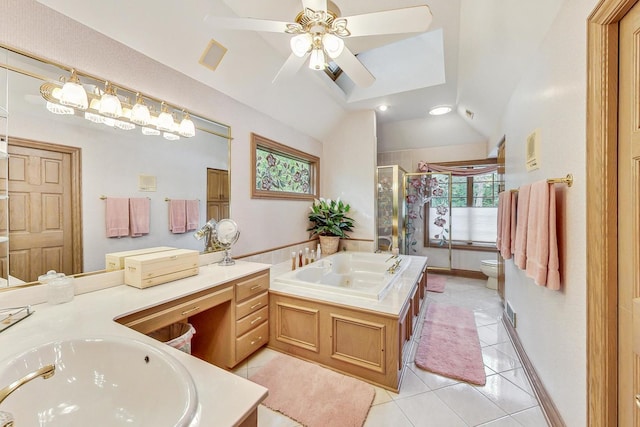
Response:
[186,200,199,232]
[525,181,561,290]
[129,198,150,237]
[513,184,531,270]
[105,197,129,238]
[169,199,186,234]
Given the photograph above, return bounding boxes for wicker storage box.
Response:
[124,249,199,289]
[105,246,176,271]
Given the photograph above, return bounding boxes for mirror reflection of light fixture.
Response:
[99,81,122,118]
[40,69,196,140]
[59,69,88,110]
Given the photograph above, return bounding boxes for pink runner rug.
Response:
[426,274,446,293]
[249,354,375,427]
[414,303,486,385]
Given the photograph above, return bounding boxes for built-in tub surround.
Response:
[269,253,428,391]
[274,252,411,300]
[0,261,269,427]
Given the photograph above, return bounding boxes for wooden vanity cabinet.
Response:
[116,268,270,370]
[232,271,270,366]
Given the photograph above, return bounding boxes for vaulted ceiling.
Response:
[35,0,564,154]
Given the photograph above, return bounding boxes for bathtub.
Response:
[273,252,411,300]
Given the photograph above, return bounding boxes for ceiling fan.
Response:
[205,0,433,87]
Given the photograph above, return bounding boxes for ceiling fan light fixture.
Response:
[290,33,312,57]
[308,48,326,70]
[322,33,344,59]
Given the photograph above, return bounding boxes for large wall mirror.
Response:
[0,46,231,288]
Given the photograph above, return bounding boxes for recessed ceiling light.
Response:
[428,105,452,116]
[377,105,388,112]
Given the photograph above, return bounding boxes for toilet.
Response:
[480,259,498,290]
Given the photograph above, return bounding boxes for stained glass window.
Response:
[251,133,319,200]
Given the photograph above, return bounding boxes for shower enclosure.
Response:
[375,165,406,253]
[404,171,452,271]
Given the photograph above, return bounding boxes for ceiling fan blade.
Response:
[342,6,433,37]
[301,0,327,12]
[272,52,310,84]
[331,46,375,88]
[204,15,292,33]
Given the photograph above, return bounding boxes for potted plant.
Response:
[307,198,355,255]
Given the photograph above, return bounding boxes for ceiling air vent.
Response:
[199,39,228,72]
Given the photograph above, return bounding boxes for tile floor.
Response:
[232,275,548,427]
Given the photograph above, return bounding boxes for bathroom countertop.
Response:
[270,253,428,316]
[0,261,271,427]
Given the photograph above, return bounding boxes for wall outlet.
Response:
[505,301,517,328]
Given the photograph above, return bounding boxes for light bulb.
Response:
[99,82,122,118]
[308,48,326,70]
[59,69,88,110]
[322,34,344,59]
[290,33,312,57]
[156,102,175,132]
[178,112,196,138]
[130,93,151,126]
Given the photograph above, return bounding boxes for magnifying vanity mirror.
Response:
[0,45,231,288]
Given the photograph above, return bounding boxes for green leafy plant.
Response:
[307,198,355,238]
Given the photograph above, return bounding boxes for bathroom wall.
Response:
[497,0,595,424]
[378,142,494,271]
[0,0,325,267]
[323,110,377,247]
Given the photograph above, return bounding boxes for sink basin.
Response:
[0,337,198,426]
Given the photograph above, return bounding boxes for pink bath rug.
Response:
[426,274,446,293]
[249,354,375,427]
[415,302,486,385]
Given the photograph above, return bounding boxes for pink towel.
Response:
[169,199,186,234]
[525,181,561,290]
[496,192,505,253]
[513,184,531,269]
[129,198,150,237]
[498,192,512,260]
[186,200,199,232]
[510,191,517,256]
[105,197,129,238]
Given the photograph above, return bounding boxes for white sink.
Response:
[0,337,198,426]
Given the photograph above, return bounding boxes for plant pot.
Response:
[319,235,340,255]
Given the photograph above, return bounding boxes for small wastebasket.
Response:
[148,323,196,354]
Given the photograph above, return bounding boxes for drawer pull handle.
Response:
[181,306,200,316]
[250,284,262,291]
[170,255,178,260]
[250,302,262,309]
[250,336,263,345]
[636,394,640,409]
[250,316,263,325]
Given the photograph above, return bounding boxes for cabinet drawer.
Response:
[119,285,233,334]
[236,306,268,337]
[236,291,268,320]
[236,321,269,362]
[235,272,269,302]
